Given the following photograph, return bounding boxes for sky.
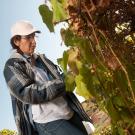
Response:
[0,0,69,130]
[0,0,85,131]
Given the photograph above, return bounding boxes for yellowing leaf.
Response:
[75,74,92,99]
[67,47,81,75]
[65,72,76,92]
[51,0,67,22]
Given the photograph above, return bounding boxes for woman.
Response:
[3,20,92,135]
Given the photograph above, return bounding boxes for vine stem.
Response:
[53,17,72,25]
[82,2,105,62]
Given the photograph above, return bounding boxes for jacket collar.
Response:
[9,49,38,61]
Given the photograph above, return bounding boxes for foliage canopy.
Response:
[39,0,135,134]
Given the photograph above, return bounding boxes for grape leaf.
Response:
[51,0,67,22]
[65,72,76,92]
[39,4,54,32]
[75,74,92,99]
[57,51,68,73]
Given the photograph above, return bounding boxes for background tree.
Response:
[0,129,17,135]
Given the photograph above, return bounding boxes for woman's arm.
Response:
[4,59,65,104]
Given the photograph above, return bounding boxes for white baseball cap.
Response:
[11,20,41,38]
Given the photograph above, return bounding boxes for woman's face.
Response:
[15,33,36,56]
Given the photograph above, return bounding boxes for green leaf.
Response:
[51,0,67,22]
[106,99,120,122]
[57,51,68,73]
[126,64,135,92]
[57,0,67,7]
[117,128,126,135]
[75,61,98,99]
[60,29,85,47]
[79,40,97,64]
[39,4,54,32]
[65,72,76,92]
[113,70,129,95]
[75,74,92,99]
[76,61,101,98]
[120,108,134,124]
[112,96,125,107]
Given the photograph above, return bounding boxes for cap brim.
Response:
[35,30,41,33]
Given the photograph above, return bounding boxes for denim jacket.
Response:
[3,51,92,135]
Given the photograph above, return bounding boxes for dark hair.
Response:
[10,35,21,49]
[10,35,24,54]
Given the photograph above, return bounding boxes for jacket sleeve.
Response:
[3,59,65,104]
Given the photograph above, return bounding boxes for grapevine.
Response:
[39,0,135,134]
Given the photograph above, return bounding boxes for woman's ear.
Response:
[13,38,20,47]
